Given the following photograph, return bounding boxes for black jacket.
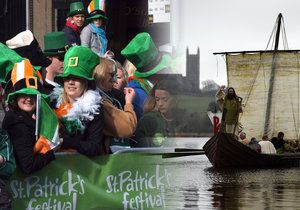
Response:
[62,26,81,46]
[106,88,126,108]
[60,106,105,156]
[2,110,55,174]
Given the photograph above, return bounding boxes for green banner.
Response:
[10,153,172,210]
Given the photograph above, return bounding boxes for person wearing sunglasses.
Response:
[43,32,69,92]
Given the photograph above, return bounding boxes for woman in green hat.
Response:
[81,0,111,57]
[2,59,56,174]
[50,46,105,156]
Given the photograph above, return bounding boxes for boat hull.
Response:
[203,132,300,168]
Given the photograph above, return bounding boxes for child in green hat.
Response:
[81,0,112,57]
[50,46,105,156]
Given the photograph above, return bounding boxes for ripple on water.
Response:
[162,155,300,210]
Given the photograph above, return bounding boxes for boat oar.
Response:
[162,148,205,158]
[174,148,205,152]
[162,151,205,158]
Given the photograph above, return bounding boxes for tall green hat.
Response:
[121,32,172,78]
[55,46,99,89]
[68,2,85,17]
[6,59,46,103]
[86,0,108,21]
[0,42,24,85]
[43,32,68,56]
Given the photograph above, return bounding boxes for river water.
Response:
[161,138,300,210]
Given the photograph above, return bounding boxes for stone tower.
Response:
[185,47,200,93]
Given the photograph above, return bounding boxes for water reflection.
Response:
[164,155,300,209]
[206,168,300,209]
[182,187,200,209]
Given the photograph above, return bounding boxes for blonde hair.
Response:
[123,59,136,77]
[115,61,128,90]
[93,57,115,91]
[62,78,88,104]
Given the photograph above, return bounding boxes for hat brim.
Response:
[55,73,96,89]
[43,51,66,57]
[68,10,85,17]
[6,88,47,103]
[133,54,172,78]
[86,14,108,21]
[1,65,42,88]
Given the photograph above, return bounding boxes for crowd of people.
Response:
[216,86,300,154]
[0,1,186,209]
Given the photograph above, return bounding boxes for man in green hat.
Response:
[62,1,86,46]
[121,32,172,119]
[43,31,68,92]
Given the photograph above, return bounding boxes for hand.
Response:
[0,155,4,164]
[124,87,136,104]
[45,57,64,81]
[52,138,63,152]
[104,50,115,59]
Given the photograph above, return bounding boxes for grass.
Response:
[177,95,214,114]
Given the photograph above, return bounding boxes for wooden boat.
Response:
[203,132,300,168]
[204,14,300,168]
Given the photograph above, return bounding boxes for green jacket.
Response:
[0,128,16,179]
[276,142,295,154]
[135,111,179,147]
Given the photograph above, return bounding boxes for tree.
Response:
[201,80,220,92]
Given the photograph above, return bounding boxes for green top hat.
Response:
[0,42,24,84]
[86,9,108,21]
[121,32,172,78]
[55,46,99,89]
[86,0,108,21]
[43,32,68,56]
[68,2,85,17]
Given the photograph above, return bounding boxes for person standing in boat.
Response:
[216,86,243,135]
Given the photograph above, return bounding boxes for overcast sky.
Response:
[173,0,300,86]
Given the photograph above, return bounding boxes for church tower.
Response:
[185,47,200,93]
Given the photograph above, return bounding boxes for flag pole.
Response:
[35,94,41,141]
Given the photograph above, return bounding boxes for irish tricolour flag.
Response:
[88,0,106,13]
[35,95,60,153]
